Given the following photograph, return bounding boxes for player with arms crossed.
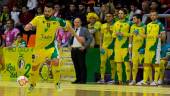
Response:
[129,14,146,85]
[97,12,116,84]
[112,9,131,84]
[137,11,166,86]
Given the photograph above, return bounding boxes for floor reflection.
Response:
[0,81,169,96]
[73,90,169,96]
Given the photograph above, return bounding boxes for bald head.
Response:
[74,18,82,28]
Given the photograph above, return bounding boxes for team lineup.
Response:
[97,9,166,86]
[0,0,169,96]
[12,1,168,93]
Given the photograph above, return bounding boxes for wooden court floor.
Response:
[0,81,170,96]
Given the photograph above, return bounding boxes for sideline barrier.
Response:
[0,47,128,82]
[0,47,75,81]
[86,48,127,83]
[1,48,33,80]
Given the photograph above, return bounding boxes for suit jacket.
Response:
[69,27,92,48]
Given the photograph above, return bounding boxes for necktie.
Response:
[75,28,78,33]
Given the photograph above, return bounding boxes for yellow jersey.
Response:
[112,20,130,48]
[130,22,146,51]
[88,21,102,45]
[101,22,114,49]
[146,20,165,51]
[30,15,66,50]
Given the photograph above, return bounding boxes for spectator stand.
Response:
[164,9,170,40]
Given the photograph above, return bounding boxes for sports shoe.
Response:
[136,80,147,86]
[55,82,62,91]
[158,80,163,85]
[106,80,115,84]
[129,80,136,85]
[118,81,123,85]
[28,84,36,93]
[126,80,130,85]
[150,81,158,86]
[97,80,105,84]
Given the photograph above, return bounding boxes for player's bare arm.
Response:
[24,23,33,31]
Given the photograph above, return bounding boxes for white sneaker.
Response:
[97,80,105,84]
[136,80,147,86]
[148,81,153,85]
[106,80,115,84]
[158,80,163,85]
[129,80,136,85]
[27,84,36,93]
[55,82,62,91]
[150,81,158,86]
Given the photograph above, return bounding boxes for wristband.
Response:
[129,44,132,48]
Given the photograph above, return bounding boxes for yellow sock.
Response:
[100,54,107,80]
[154,66,160,83]
[160,60,166,80]
[132,63,138,81]
[29,70,39,85]
[148,66,153,82]
[143,66,150,83]
[100,65,106,80]
[117,63,122,82]
[29,53,44,85]
[125,62,131,81]
[52,64,61,84]
[110,60,115,80]
[29,61,40,85]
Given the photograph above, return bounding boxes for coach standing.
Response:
[68,18,92,84]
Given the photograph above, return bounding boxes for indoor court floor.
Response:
[0,81,170,96]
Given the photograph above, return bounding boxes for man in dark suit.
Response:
[68,18,92,84]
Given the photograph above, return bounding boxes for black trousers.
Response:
[71,48,86,83]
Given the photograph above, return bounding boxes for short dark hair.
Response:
[45,2,54,9]
[150,10,158,14]
[17,33,23,37]
[22,6,29,9]
[119,8,128,14]
[78,2,85,6]
[106,12,114,16]
[7,19,15,25]
[133,14,142,20]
